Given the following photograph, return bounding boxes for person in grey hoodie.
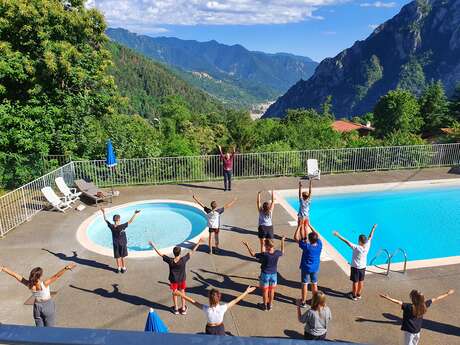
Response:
[297,291,332,340]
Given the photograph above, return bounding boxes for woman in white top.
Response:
[1,263,76,326]
[175,286,256,335]
[257,190,275,252]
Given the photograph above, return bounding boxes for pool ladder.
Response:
[369,248,408,276]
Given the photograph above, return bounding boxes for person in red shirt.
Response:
[218,145,235,191]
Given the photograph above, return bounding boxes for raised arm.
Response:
[430,289,455,303]
[308,179,312,198]
[298,181,302,199]
[173,290,204,309]
[379,293,403,306]
[333,231,354,249]
[232,146,236,155]
[224,197,237,209]
[189,238,203,256]
[242,241,256,257]
[270,190,275,212]
[227,286,256,309]
[368,224,378,241]
[148,241,163,257]
[100,207,108,222]
[280,236,286,254]
[218,145,223,155]
[0,267,29,286]
[257,191,261,211]
[192,194,206,208]
[44,264,76,287]
[296,299,304,322]
[294,224,302,242]
[128,210,141,224]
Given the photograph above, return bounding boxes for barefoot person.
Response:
[297,292,332,340]
[218,145,235,191]
[257,190,275,252]
[379,289,455,345]
[242,237,285,311]
[0,263,76,327]
[101,207,140,273]
[297,180,313,239]
[333,224,377,300]
[192,195,237,254]
[294,224,322,308]
[149,239,202,315]
[174,286,256,335]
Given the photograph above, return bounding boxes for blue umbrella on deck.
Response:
[106,139,117,202]
[145,308,169,333]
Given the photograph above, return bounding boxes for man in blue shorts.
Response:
[294,224,322,308]
[242,237,285,311]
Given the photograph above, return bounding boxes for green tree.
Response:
[373,89,422,138]
[418,81,450,133]
[450,83,460,121]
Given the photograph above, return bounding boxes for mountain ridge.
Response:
[264,0,460,118]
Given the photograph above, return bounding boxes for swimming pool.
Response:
[77,200,208,258]
[279,180,460,270]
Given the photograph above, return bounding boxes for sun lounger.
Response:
[41,186,72,212]
[307,159,321,180]
[75,179,113,204]
[55,177,81,204]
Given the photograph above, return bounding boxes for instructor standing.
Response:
[218,145,235,191]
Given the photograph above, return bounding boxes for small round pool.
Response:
[76,200,208,258]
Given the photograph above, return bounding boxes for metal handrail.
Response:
[370,247,408,276]
[369,248,392,276]
[391,248,408,273]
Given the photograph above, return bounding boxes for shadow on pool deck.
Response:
[42,249,118,273]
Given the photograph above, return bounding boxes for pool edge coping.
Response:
[76,199,209,259]
[274,178,460,275]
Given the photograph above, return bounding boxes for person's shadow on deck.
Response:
[178,183,224,191]
[356,313,460,336]
[42,249,117,273]
[193,244,259,263]
[222,225,296,244]
[69,283,170,311]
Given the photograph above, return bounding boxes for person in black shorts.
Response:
[101,207,140,273]
[192,195,237,254]
[149,239,203,315]
[256,190,275,252]
[379,289,454,345]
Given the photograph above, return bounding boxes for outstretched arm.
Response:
[192,195,206,208]
[257,191,261,211]
[379,293,403,306]
[242,241,256,257]
[189,238,203,256]
[270,190,275,212]
[128,210,141,224]
[224,197,237,209]
[227,286,257,309]
[173,290,204,309]
[148,241,163,257]
[368,224,378,241]
[333,231,354,249]
[44,264,76,287]
[0,267,29,286]
[431,289,455,303]
[280,236,286,254]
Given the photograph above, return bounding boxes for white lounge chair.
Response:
[41,186,72,213]
[307,159,321,180]
[55,176,81,204]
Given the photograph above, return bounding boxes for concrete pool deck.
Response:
[0,167,459,345]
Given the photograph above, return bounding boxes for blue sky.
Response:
[89,0,412,62]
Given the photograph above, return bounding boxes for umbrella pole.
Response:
[110,166,114,204]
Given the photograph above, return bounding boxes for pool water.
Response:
[286,186,460,265]
[86,202,208,252]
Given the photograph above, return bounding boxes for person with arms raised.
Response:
[379,289,455,345]
[296,180,313,239]
[257,190,276,253]
[101,207,140,273]
[1,263,76,327]
[333,224,377,300]
[149,239,203,315]
[218,145,235,191]
[192,194,237,254]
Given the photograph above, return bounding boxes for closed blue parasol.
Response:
[145,308,168,333]
[106,139,117,168]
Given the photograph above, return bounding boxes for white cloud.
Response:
[360,1,397,8]
[322,31,337,35]
[368,24,379,29]
[87,0,348,29]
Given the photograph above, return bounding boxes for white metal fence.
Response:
[1,143,459,236]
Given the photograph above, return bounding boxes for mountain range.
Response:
[264,0,460,118]
[106,28,318,108]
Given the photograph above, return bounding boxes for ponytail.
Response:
[410,290,427,318]
[28,267,43,289]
